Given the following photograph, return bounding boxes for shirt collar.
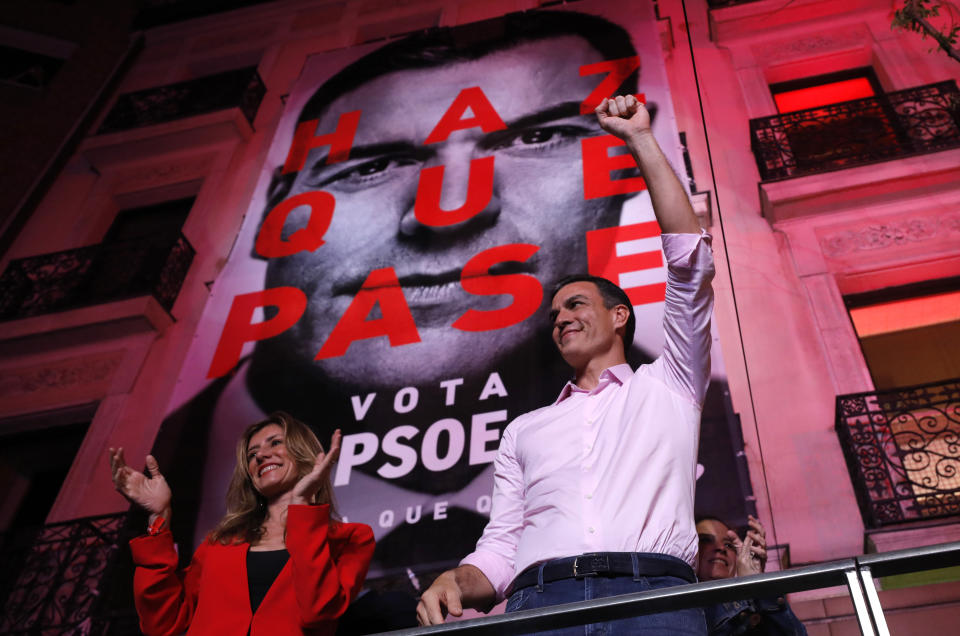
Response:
[554,363,632,404]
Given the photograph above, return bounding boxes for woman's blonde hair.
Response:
[209,411,338,544]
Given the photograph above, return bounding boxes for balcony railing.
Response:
[750,81,960,181]
[383,541,960,634]
[0,231,195,322]
[0,513,135,635]
[96,66,266,135]
[2,512,958,634]
[836,378,960,528]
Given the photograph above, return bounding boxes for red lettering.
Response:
[254,191,335,258]
[586,222,666,305]
[315,268,420,359]
[207,287,307,378]
[578,57,641,114]
[414,155,495,227]
[282,110,361,174]
[424,87,507,144]
[452,244,542,332]
[581,136,646,200]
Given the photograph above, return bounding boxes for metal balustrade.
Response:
[96,66,266,135]
[379,541,960,635]
[836,378,960,528]
[0,231,195,322]
[1,512,957,634]
[0,513,133,635]
[750,81,960,182]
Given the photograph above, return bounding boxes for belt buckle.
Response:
[573,554,609,578]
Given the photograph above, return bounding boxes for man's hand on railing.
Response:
[416,565,495,626]
[418,569,465,625]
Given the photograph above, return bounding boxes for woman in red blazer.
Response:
[109,411,374,635]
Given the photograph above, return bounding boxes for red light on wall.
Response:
[849,290,960,337]
[774,78,876,113]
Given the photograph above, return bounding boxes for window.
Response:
[770,68,883,113]
[844,278,960,521]
[0,407,94,532]
[846,277,960,391]
[84,197,195,302]
[0,27,75,89]
[103,197,194,244]
[767,67,901,168]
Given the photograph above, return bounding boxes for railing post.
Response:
[844,566,878,636]
[858,566,890,636]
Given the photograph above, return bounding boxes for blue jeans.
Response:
[505,554,707,635]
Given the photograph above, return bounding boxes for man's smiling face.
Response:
[262,35,623,387]
[549,280,625,369]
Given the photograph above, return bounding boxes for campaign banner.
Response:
[158,0,751,584]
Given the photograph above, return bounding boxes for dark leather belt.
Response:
[509,552,696,594]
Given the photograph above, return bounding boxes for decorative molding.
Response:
[0,352,122,400]
[751,25,868,65]
[189,24,279,53]
[110,153,213,193]
[820,213,960,258]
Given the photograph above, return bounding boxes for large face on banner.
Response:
[261,36,622,389]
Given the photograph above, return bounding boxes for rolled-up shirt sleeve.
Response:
[459,422,524,602]
[654,230,715,406]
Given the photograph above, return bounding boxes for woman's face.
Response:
[246,423,300,498]
[696,519,737,581]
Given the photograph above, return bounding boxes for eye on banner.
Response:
[156,0,750,585]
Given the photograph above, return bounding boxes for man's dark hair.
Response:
[550,275,636,349]
[298,10,639,126]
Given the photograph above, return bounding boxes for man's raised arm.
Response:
[416,564,496,626]
[595,95,700,235]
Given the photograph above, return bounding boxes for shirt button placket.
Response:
[582,409,595,471]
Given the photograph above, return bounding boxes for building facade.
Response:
[1,0,958,632]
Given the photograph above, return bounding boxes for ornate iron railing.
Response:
[0,513,136,635]
[836,378,960,528]
[750,80,960,181]
[0,231,195,322]
[96,66,266,135]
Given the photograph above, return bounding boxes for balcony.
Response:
[0,513,135,635]
[836,378,960,529]
[751,81,960,183]
[81,66,265,169]
[0,232,194,334]
[96,66,265,135]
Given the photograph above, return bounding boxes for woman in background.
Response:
[109,411,374,635]
[696,515,807,636]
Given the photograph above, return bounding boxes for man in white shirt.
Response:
[416,95,714,635]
